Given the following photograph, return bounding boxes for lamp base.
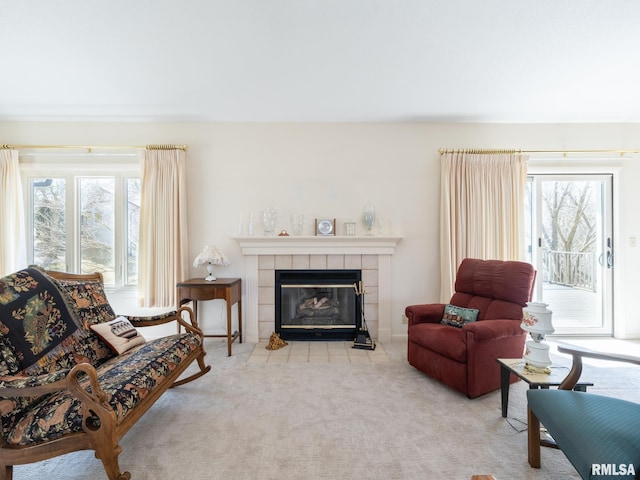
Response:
[524,363,552,374]
[205,264,216,281]
[524,340,552,370]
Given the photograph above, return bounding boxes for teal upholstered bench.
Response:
[527,344,640,479]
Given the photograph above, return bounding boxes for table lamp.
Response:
[193,245,230,281]
[521,302,554,372]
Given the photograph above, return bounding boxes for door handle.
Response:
[606,237,613,268]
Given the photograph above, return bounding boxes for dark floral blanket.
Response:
[0,268,79,374]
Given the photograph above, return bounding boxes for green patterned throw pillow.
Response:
[441,304,479,328]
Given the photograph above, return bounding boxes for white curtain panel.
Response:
[0,149,26,277]
[138,148,189,307]
[439,151,528,301]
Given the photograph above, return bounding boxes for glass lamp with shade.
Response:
[193,245,230,281]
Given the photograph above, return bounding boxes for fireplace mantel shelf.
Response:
[234,235,403,255]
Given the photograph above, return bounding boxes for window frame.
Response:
[20,152,141,291]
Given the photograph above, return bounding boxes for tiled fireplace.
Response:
[235,236,402,343]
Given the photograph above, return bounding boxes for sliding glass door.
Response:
[525,174,613,335]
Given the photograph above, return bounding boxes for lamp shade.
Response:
[521,302,554,335]
[193,245,230,268]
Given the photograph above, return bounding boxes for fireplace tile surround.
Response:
[235,236,403,343]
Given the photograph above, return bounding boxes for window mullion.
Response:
[114,175,124,288]
[70,174,79,273]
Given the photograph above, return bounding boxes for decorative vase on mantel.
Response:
[261,207,277,236]
[362,202,376,235]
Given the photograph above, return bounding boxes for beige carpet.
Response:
[13,338,639,480]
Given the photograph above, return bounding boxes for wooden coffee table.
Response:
[496,358,593,418]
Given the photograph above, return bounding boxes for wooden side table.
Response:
[496,358,593,418]
[176,278,242,356]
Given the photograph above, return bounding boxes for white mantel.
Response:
[235,235,403,343]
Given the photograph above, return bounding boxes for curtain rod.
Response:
[439,148,640,156]
[1,144,188,151]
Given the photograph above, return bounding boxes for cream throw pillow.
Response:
[90,316,146,354]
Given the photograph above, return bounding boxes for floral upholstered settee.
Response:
[0,267,210,480]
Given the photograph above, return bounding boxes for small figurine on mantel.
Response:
[278,230,289,236]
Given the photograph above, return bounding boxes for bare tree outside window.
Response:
[32,178,66,271]
[127,178,140,285]
[541,180,599,291]
[80,178,115,281]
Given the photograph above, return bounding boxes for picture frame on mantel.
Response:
[315,218,336,236]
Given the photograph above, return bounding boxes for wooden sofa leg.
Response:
[527,406,541,468]
[96,447,131,480]
[0,464,13,480]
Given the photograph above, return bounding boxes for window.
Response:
[21,153,140,289]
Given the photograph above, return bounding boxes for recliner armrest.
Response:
[405,303,446,326]
[463,318,525,342]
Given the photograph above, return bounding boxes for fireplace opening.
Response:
[275,269,362,341]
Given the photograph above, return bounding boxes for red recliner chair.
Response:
[406,258,536,398]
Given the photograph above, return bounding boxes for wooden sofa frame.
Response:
[0,271,211,480]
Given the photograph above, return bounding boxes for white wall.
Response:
[3,121,639,339]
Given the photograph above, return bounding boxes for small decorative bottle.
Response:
[362,202,376,235]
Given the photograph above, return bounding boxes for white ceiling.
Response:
[2,0,640,123]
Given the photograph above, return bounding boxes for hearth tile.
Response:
[269,346,290,356]
[369,355,391,363]
[348,354,370,364]
[309,255,327,269]
[344,255,362,269]
[258,255,275,269]
[288,354,310,363]
[267,356,289,363]
[327,255,344,269]
[329,350,348,359]
[275,255,293,269]
[258,269,275,286]
[289,342,310,352]
[362,269,378,287]
[251,342,271,355]
[246,341,391,364]
[292,255,310,269]
[258,287,275,305]
[362,255,378,269]
[328,355,350,364]
[309,354,328,362]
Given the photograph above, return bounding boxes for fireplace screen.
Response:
[275,270,361,340]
